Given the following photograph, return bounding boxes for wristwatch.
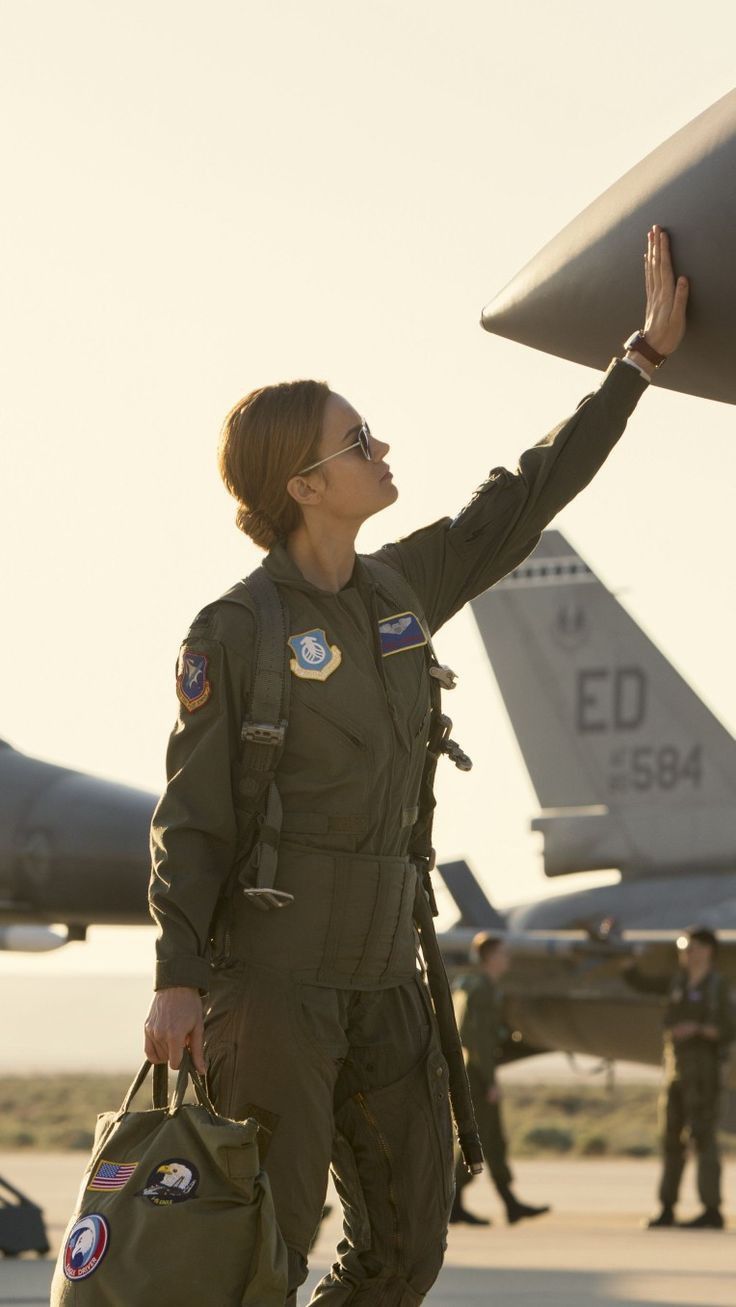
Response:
[624,331,667,368]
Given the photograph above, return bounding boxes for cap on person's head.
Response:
[677,925,718,953]
[472,931,504,962]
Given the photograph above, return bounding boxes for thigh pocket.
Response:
[335,1045,454,1266]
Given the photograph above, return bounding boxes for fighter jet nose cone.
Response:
[481,88,736,406]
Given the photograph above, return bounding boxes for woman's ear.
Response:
[286,474,322,507]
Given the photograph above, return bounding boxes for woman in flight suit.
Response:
[145,227,687,1305]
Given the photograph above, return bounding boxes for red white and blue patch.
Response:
[87,1160,138,1192]
[63,1214,110,1281]
[378,612,427,657]
[176,651,212,712]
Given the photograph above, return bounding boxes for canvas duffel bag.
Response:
[50,1053,287,1306]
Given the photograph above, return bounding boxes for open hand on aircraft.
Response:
[633,224,689,369]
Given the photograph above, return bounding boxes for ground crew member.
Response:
[144,226,688,1305]
[624,926,734,1230]
[450,933,550,1226]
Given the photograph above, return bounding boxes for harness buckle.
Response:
[241,719,288,748]
[242,887,295,911]
[429,664,458,690]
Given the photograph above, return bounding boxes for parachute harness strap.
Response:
[238,567,293,911]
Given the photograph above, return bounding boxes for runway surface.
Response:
[1,1154,734,1305]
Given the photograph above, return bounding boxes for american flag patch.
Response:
[88,1160,138,1191]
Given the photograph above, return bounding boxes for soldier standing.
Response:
[144,227,687,1304]
[624,926,734,1229]
[450,934,550,1226]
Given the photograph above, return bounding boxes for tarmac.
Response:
[1,1153,734,1305]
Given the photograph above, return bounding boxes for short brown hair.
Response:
[472,931,504,963]
[218,379,330,550]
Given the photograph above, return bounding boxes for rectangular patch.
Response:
[378,611,427,657]
[88,1160,139,1191]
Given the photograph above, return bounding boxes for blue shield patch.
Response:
[176,651,212,712]
[288,629,342,681]
[378,611,427,657]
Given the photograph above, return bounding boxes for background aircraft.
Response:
[438,528,735,1075]
[0,739,154,951]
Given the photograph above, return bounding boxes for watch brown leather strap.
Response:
[625,332,667,367]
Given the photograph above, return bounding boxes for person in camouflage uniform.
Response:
[624,926,734,1230]
[450,934,550,1226]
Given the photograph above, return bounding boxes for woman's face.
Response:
[295,391,398,527]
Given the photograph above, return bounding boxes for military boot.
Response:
[679,1208,724,1230]
[645,1206,675,1228]
[449,1195,491,1226]
[500,1187,550,1225]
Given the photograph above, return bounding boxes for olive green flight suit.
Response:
[625,966,734,1211]
[149,360,647,1304]
[452,973,512,1201]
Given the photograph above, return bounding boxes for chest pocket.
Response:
[276,663,382,819]
[381,640,431,742]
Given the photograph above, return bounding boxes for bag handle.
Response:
[121,1052,219,1119]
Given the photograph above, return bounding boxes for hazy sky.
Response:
[1,1,734,981]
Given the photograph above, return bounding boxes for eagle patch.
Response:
[62,1214,110,1281]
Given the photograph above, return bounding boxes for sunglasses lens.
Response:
[359,424,372,460]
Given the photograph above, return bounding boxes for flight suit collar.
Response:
[263,542,376,599]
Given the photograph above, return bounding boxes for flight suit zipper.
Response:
[355,1092,403,1259]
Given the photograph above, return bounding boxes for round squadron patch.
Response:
[176,651,212,712]
[63,1214,110,1281]
[138,1158,200,1205]
[288,629,342,681]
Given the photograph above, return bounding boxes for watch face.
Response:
[624,332,642,349]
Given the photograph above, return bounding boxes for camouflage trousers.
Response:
[204,962,454,1306]
[659,1064,722,1210]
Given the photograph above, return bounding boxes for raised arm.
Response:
[376,227,688,632]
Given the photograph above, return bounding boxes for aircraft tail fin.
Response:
[436,859,506,930]
[471,531,736,877]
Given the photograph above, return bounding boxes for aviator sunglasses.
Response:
[297,421,373,475]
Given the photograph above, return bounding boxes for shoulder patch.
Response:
[176,651,212,712]
[378,611,427,657]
